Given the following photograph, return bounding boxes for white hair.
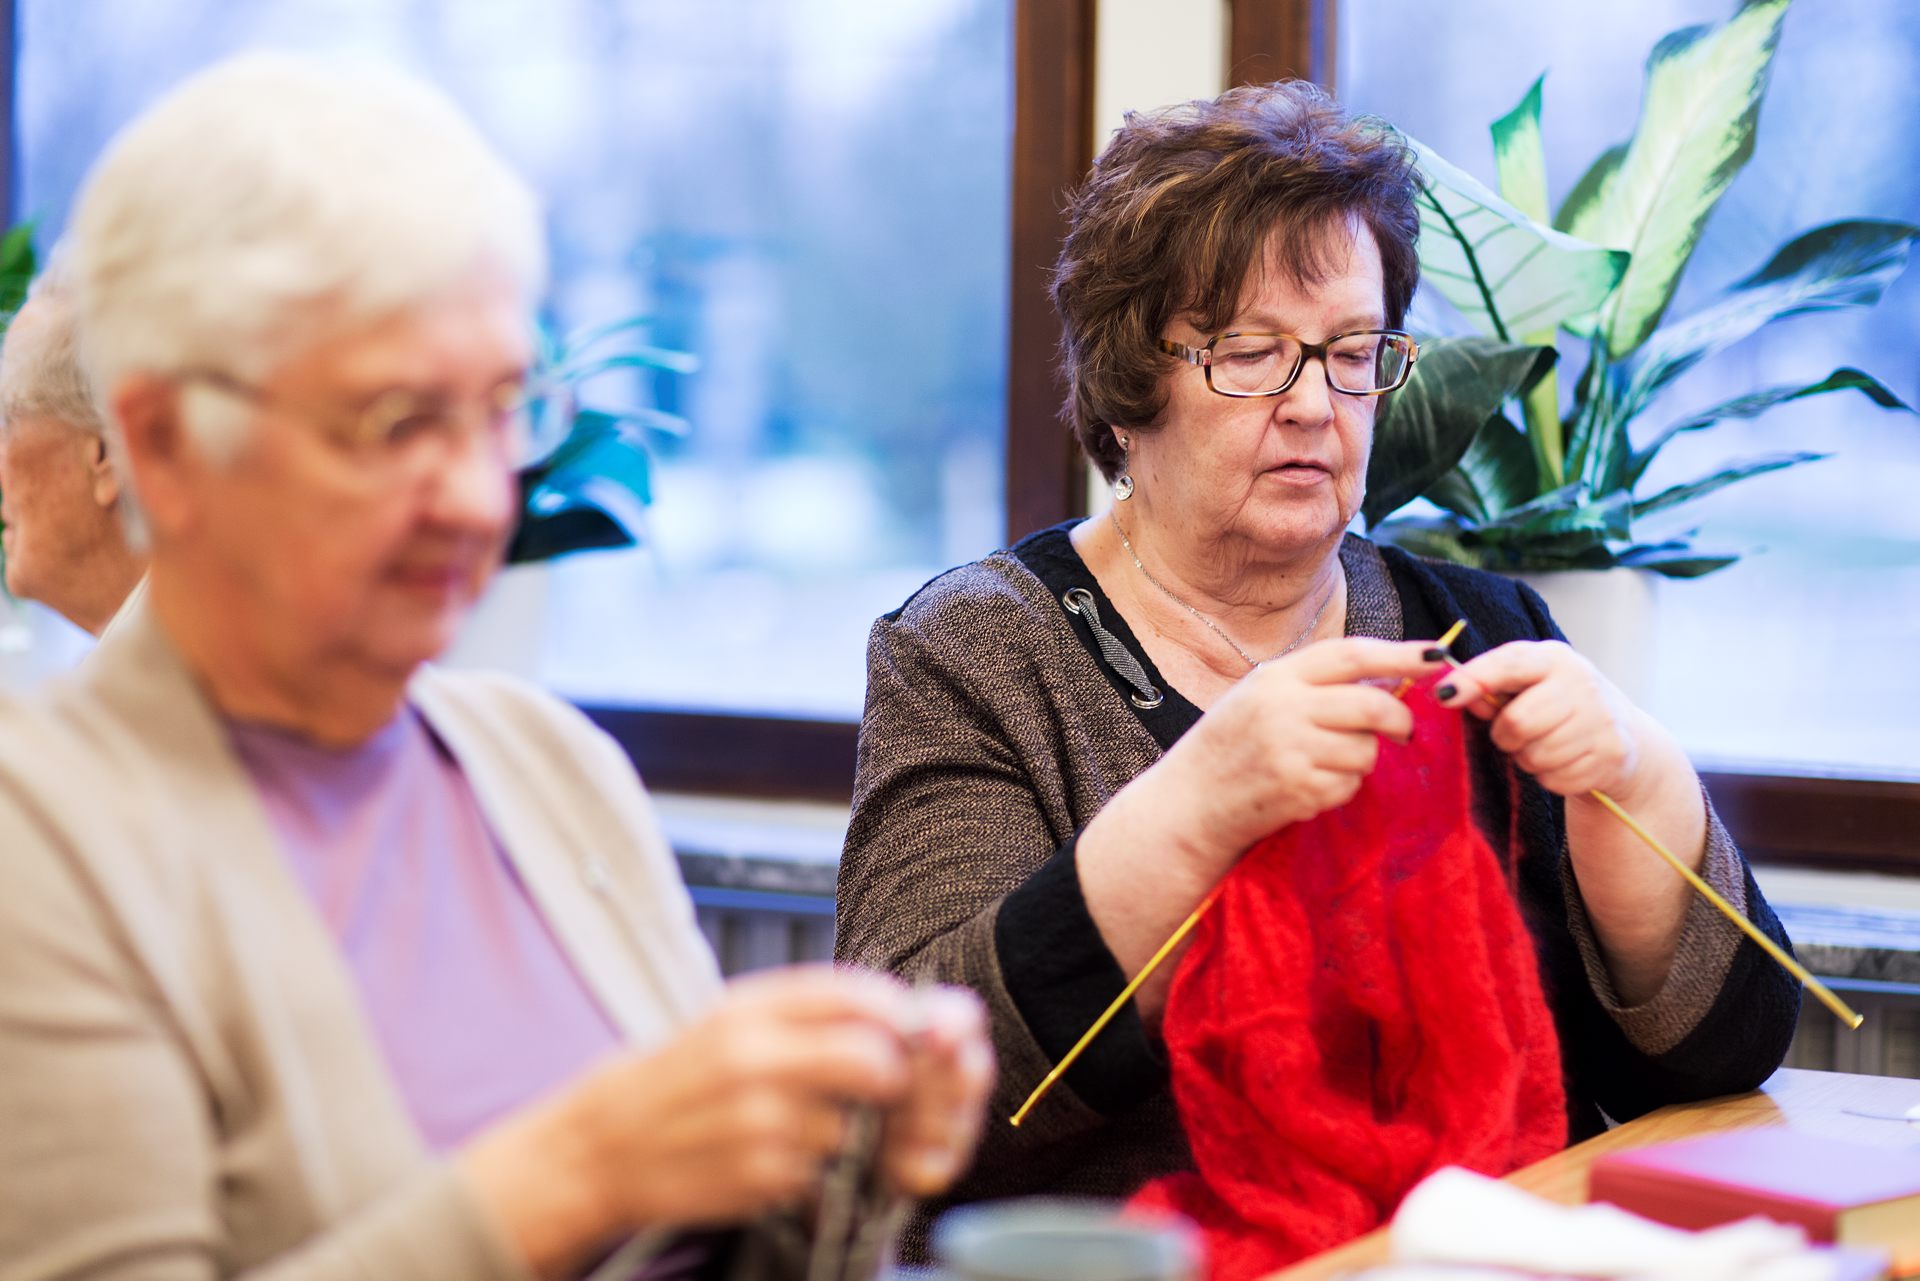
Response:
[0,244,105,437]
[72,52,547,473]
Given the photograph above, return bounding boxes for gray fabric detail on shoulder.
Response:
[1339,534,1403,641]
[1560,788,1749,1056]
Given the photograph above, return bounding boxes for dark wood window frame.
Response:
[583,0,1101,802]
[15,0,1892,868]
[579,1,1918,875]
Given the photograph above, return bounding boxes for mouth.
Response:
[388,563,479,595]
[1263,460,1333,484]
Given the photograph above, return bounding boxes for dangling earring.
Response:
[1114,433,1135,501]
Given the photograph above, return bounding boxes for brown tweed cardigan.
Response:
[836,524,1799,1253]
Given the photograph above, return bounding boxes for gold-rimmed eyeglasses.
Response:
[174,367,538,459]
[1157,329,1418,398]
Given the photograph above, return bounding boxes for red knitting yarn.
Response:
[1130,679,1567,1280]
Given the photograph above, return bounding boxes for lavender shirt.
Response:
[224,707,625,1154]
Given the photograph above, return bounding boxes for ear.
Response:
[85,433,121,509]
[110,374,199,538]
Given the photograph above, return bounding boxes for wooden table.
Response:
[1269,1068,1920,1280]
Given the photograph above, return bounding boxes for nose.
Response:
[425,416,516,538]
[1278,352,1337,429]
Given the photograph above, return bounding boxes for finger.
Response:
[735,1088,849,1161]
[1435,640,1570,711]
[1287,637,1445,687]
[1304,685,1415,743]
[885,1076,988,1194]
[1487,681,1579,756]
[1303,726,1381,776]
[885,1008,994,1195]
[1510,720,1592,780]
[726,964,918,1032]
[737,1020,911,1106]
[1528,746,1609,798]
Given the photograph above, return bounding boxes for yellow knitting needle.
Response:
[1010,619,1858,1126]
[1428,642,1862,1031]
[1008,621,1469,1127]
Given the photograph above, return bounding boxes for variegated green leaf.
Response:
[1632,449,1827,519]
[1363,336,1556,526]
[1554,144,1627,239]
[1490,75,1573,487]
[1622,219,1918,417]
[1424,415,1538,522]
[1560,0,1789,358]
[1628,366,1912,487]
[1492,75,1551,224]
[1369,517,1490,569]
[1409,137,1628,343]
[1616,542,1739,577]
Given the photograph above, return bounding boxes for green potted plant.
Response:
[446,313,696,673]
[1361,0,1915,689]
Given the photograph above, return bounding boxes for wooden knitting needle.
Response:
[1009,881,1227,1127]
[1007,620,1471,1127]
[1428,640,1863,1031]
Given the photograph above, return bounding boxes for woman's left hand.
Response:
[1435,639,1714,1003]
[1434,640,1647,802]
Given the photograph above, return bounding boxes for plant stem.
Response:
[1520,333,1565,490]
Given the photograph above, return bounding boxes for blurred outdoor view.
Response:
[16,1,1915,775]
[1341,0,1920,776]
[16,0,1012,719]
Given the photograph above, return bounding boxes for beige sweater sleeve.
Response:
[0,785,529,1281]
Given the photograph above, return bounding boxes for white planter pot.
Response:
[441,562,551,679]
[1512,567,1659,706]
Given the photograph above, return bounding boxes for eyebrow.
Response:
[1227,311,1386,334]
[346,365,531,406]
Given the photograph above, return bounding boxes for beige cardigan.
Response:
[0,596,723,1279]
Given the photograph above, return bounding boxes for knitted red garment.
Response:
[1130,681,1568,1281]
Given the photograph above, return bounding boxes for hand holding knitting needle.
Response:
[1432,636,1860,1027]
[1433,640,1705,1005]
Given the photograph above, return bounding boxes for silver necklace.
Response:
[1113,515,1337,669]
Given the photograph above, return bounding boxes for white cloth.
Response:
[1361,1166,1860,1281]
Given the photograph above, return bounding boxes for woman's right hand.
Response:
[1076,638,1440,1019]
[1149,637,1439,872]
[462,966,972,1278]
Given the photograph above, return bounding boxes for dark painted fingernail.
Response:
[1435,683,1458,702]
[1421,646,1447,662]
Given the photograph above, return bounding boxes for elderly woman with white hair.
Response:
[0,251,146,635]
[0,54,992,1281]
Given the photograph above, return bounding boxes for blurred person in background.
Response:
[0,250,146,635]
[0,53,990,1281]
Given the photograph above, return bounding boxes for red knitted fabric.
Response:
[1131,680,1567,1280]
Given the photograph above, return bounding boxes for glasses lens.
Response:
[1209,334,1302,395]
[1326,332,1412,393]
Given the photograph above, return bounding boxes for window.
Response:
[16,0,1016,721]
[1339,0,1920,778]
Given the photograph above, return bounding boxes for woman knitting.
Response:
[834,80,1800,1271]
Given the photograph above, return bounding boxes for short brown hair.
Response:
[1051,80,1421,480]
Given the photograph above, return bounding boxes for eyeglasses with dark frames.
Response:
[1157,329,1419,398]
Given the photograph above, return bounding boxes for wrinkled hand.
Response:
[1155,638,1442,869]
[880,985,994,1197]
[570,966,928,1230]
[1437,639,1646,801]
